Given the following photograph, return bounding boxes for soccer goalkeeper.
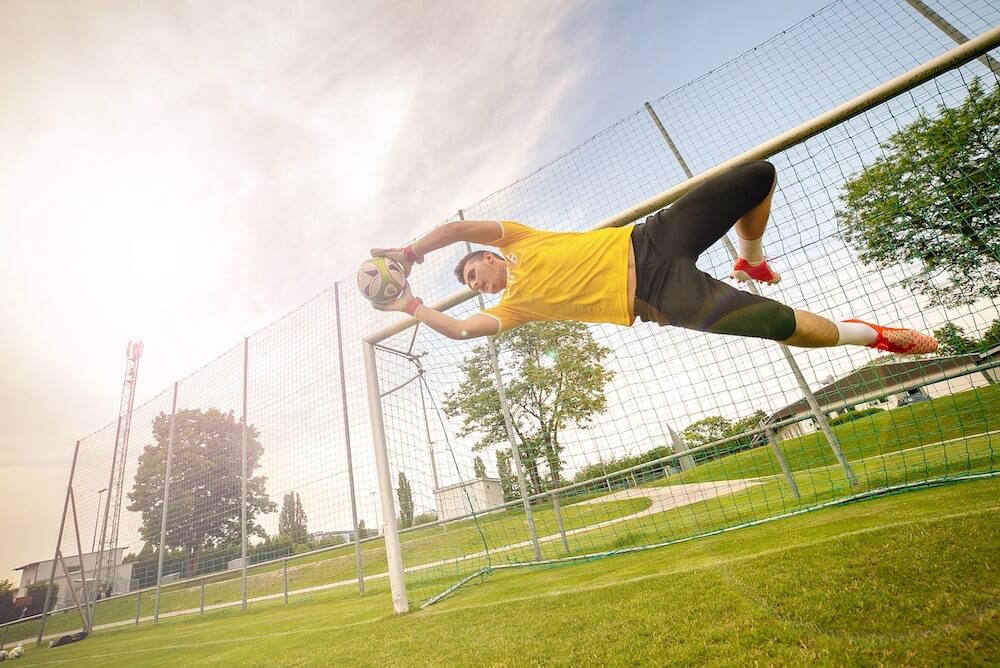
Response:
[371,161,937,354]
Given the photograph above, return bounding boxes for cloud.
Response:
[0,0,602,583]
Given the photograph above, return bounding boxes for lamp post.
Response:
[91,488,107,553]
[371,490,380,536]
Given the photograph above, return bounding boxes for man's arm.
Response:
[370,220,502,272]
[412,305,501,340]
[374,285,500,340]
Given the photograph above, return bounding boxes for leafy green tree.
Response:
[443,321,614,494]
[837,79,1000,307]
[933,322,980,356]
[397,472,414,529]
[682,411,766,463]
[0,579,15,624]
[127,408,276,577]
[25,582,58,616]
[496,449,517,502]
[356,519,368,540]
[980,318,1000,350]
[682,416,733,448]
[278,491,309,543]
[473,456,487,479]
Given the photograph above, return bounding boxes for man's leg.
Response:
[733,176,776,257]
[782,310,938,353]
[729,170,782,285]
[782,311,839,347]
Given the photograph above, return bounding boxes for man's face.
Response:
[463,253,507,294]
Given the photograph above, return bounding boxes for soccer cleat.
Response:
[843,319,939,355]
[730,257,781,285]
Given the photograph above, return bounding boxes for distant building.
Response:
[768,353,995,439]
[14,547,131,610]
[434,477,505,522]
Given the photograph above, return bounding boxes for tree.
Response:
[0,579,15,624]
[25,582,58,616]
[397,472,414,529]
[837,78,1000,307]
[356,519,368,540]
[127,408,276,577]
[278,491,309,543]
[443,321,614,494]
[933,322,980,356]
[473,456,487,479]
[682,411,767,463]
[981,318,1000,350]
[496,449,517,502]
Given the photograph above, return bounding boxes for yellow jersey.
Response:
[483,221,635,331]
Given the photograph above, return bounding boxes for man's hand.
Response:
[369,247,413,276]
[370,242,424,276]
[372,283,414,312]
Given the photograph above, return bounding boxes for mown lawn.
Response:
[15,476,999,667]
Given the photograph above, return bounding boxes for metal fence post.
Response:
[550,491,569,553]
[200,577,205,615]
[283,559,289,604]
[241,337,249,610]
[134,591,142,625]
[334,283,365,594]
[765,427,801,499]
[154,382,179,624]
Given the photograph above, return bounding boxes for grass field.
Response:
[9,385,998,641]
[8,475,998,667]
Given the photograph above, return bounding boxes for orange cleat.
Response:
[843,319,939,354]
[730,257,781,285]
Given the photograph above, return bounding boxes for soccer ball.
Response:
[7,645,23,659]
[357,257,407,304]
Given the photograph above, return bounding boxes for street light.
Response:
[91,488,107,553]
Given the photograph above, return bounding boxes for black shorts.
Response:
[632,161,797,341]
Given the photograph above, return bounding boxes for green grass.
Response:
[12,476,999,667]
[667,384,1000,485]
[14,385,997,638]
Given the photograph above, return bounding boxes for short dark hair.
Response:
[454,250,504,284]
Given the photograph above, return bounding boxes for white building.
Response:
[434,477,506,522]
[14,548,131,610]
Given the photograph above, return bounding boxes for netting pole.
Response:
[460,213,542,561]
[134,591,141,625]
[66,488,92,632]
[153,382,178,624]
[283,559,289,604]
[55,549,87,629]
[199,577,205,615]
[643,102,859,487]
[765,427,800,499]
[550,491,569,553]
[419,381,440,491]
[36,440,79,646]
[903,0,1000,75]
[333,282,365,594]
[240,337,249,610]
[667,425,696,471]
[362,340,409,614]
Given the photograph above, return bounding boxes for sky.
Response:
[5,0,943,587]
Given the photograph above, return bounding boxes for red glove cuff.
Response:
[405,297,423,316]
[403,244,424,264]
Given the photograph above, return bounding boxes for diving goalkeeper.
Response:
[371,161,938,354]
